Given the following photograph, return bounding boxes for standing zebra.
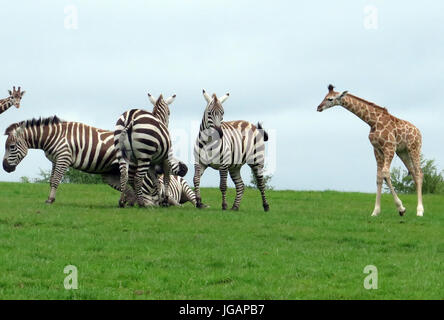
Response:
[1,87,25,115]
[193,90,270,211]
[114,94,176,207]
[2,116,136,203]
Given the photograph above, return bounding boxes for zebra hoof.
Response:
[399,208,406,216]
[222,204,227,210]
[264,204,270,212]
[230,207,239,211]
[196,202,207,209]
[45,198,55,204]
[118,200,126,208]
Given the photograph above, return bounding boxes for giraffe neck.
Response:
[339,94,386,127]
[0,97,13,114]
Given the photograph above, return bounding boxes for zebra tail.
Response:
[257,122,269,142]
[119,122,133,162]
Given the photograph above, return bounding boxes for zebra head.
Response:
[317,84,348,112]
[3,124,28,173]
[148,93,176,128]
[202,90,229,139]
[8,86,26,109]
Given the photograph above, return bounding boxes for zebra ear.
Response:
[165,94,176,105]
[147,93,156,105]
[219,93,230,104]
[202,89,211,103]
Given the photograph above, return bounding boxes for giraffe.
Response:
[317,84,424,217]
[0,86,25,115]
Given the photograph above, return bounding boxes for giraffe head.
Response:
[202,89,229,138]
[317,84,348,112]
[8,86,26,109]
[3,123,28,173]
[148,93,176,127]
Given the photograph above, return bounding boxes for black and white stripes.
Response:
[193,90,269,211]
[114,94,175,207]
[2,116,135,203]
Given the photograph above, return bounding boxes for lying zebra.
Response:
[2,116,186,204]
[140,169,197,207]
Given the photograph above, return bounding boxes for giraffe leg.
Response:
[371,148,384,216]
[250,164,270,212]
[219,167,228,210]
[193,163,207,209]
[382,148,406,215]
[410,150,424,216]
[229,167,245,211]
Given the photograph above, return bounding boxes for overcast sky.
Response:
[1,0,443,192]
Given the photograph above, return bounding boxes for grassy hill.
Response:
[0,182,442,299]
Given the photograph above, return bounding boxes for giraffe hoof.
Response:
[399,208,406,216]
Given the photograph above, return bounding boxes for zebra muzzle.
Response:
[2,160,16,173]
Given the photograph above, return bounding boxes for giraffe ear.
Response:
[339,91,348,99]
[8,90,12,96]
[20,90,26,97]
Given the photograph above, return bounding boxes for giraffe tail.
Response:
[257,122,268,142]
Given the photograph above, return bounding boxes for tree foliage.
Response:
[32,168,103,184]
[389,156,444,194]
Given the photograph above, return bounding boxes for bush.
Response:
[388,156,444,194]
[248,169,274,190]
[33,168,103,184]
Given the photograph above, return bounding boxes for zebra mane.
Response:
[4,116,65,135]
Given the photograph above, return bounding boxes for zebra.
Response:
[140,170,197,207]
[193,90,270,211]
[1,87,25,115]
[2,116,136,204]
[114,94,176,207]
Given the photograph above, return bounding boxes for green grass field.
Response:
[0,182,442,300]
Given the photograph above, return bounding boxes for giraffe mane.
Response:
[347,94,388,113]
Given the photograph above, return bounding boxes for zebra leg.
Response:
[135,163,150,207]
[219,167,228,210]
[250,164,270,212]
[228,167,245,211]
[46,160,69,204]
[161,160,171,207]
[182,180,198,207]
[118,159,129,207]
[193,163,207,209]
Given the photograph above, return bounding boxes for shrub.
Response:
[388,156,444,194]
[34,168,103,184]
